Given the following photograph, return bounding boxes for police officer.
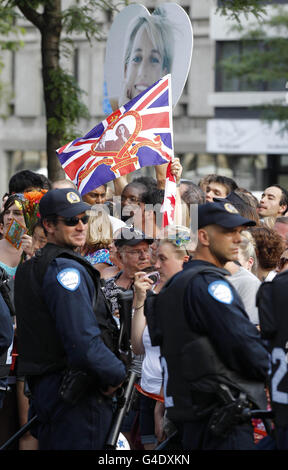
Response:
[257,267,288,449]
[151,201,269,450]
[14,188,126,450]
[0,288,14,408]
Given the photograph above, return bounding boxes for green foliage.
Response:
[217,0,267,23]
[220,37,288,82]
[218,6,288,128]
[0,0,128,178]
[46,67,90,144]
[62,0,116,42]
[0,4,25,50]
[263,103,288,133]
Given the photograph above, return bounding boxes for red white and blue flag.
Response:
[56,75,174,197]
[160,161,177,228]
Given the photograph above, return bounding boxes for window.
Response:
[216,40,286,92]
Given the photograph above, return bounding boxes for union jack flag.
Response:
[56,75,174,196]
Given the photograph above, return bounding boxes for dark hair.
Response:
[40,214,58,236]
[9,170,51,194]
[132,176,157,192]
[198,174,238,195]
[205,175,238,194]
[122,181,148,202]
[31,220,44,236]
[115,124,129,139]
[234,188,259,210]
[198,174,217,190]
[0,195,26,233]
[3,194,24,213]
[142,188,164,228]
[181,183,206,205]
[142,188,164,206]
[226,191,260,225]
[0,212,3,239]
[38,174,52,190]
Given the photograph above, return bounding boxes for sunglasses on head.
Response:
[58,215,89,226]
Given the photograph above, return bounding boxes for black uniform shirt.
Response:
[183,260,269,381]
[0,293,13,356]
[42,257,126,389]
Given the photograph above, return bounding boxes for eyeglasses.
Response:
[121,195,141,204]
[124,248,151,257]
[58,215,89,226]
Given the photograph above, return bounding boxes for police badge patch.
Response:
[224,203,239,214]
[208,280,234,304]
[57,268,80,291]
[66,192,80,204]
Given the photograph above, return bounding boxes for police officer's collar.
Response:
[183,258,230,276]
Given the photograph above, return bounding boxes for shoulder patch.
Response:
[208,280,234,304]
[57,268,80,291]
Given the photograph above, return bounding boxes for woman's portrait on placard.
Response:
[104,3,193,112]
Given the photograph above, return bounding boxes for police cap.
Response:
[198,201,256,229]
[114,226,154,248]
[39,188,90,218]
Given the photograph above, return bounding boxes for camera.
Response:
[146,271,160,285]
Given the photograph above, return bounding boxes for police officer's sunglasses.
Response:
[58,215,89,226]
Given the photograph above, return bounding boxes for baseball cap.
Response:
[114,226,154,248]
[39,188,90,218]
[198,201,256,229]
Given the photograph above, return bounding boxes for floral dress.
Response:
[84,248,113,267]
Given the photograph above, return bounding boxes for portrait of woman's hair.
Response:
[115,123,130,139]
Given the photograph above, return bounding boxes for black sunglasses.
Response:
[58,215,89,227]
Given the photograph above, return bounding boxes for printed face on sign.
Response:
[124,26,168,102]
[104,3,193,111]
[95,118,133,153]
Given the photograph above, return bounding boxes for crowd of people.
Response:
[0,165,288,451]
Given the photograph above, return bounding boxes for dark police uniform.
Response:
[0,267,14,408]
[0,293,14,407]
[15,243,126,450]
[14,187,127,450]
[148,202,269,450]
[152,260,269,450]
[257,269,288,449]
[0,294,14,371]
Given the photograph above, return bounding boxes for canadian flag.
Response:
[161,161,177,227]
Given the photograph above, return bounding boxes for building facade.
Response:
[0,0,287,194]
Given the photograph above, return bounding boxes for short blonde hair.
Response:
[85,209,113,252]
[239,230,258,275]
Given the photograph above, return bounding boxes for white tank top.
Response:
[140,326,162,395]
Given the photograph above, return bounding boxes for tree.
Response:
[0,0,124,181]
[218,4,288,131]
[0,0,272,181]
[216,0,267,22]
